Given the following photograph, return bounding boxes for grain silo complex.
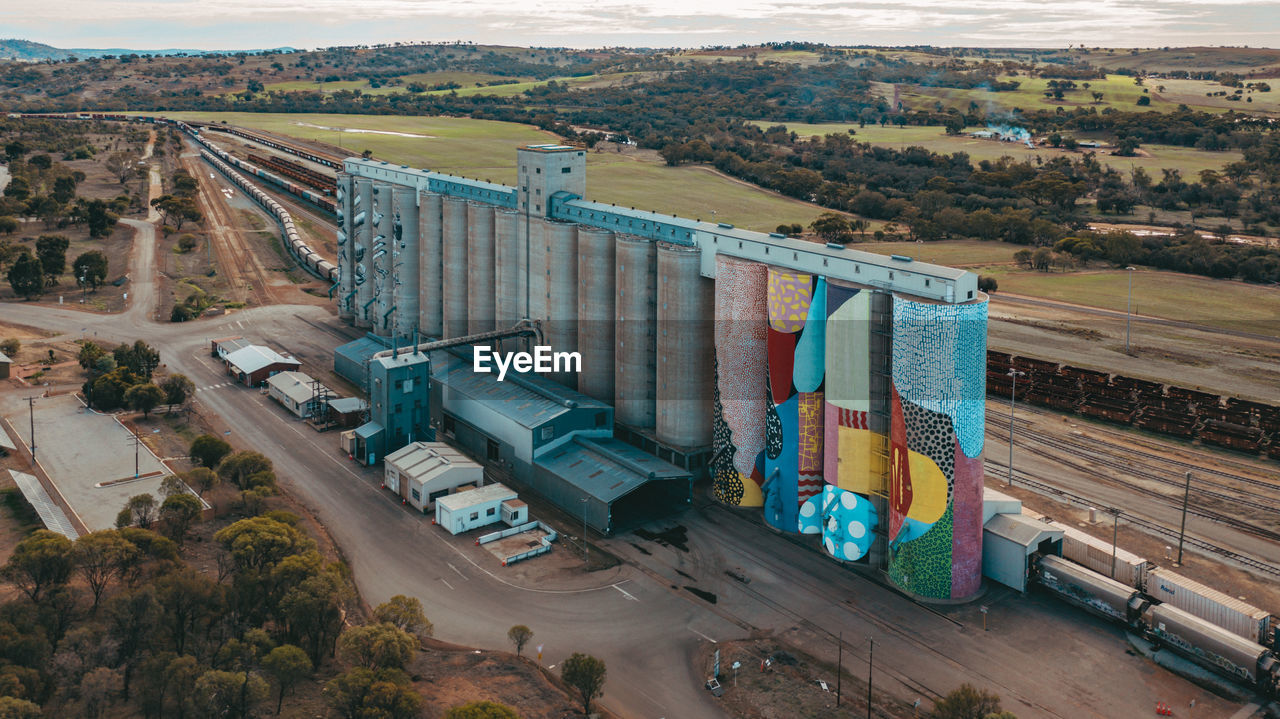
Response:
[335,144,987,600]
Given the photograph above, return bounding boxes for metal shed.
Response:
[983,513,1064,592]
[333,333,393,388]
[0,351,11,380]
[383,441,483,512]
[533,436,692,535]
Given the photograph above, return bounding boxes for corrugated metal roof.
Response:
[1051,522,1147,566]
[326,397,368,413]
[432,353,607,430]
[535,436,691,504]
[267,371,321,405]
[225,345,299,375]
[354,421,383,439]
[385,441,480,483]
[984,513,1064,547]
[0,351,11,364]
[437,483,517,511]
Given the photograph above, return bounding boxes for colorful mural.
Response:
[712,256,769,507]
[762,269,826,532]
[799,485,878,561]
[886,296,988,599]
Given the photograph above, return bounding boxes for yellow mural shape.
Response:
[905,450,948,525]
[834,426,947,526]
[739,473,763,507]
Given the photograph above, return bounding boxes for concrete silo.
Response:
[336,173,354,321]
[494,208,520,330]
[576,227,616,403]
[543,220,578,389]
[371,182,395,335]
[417,191,444,338]
[352,178,374,329]
[391,186,419,339]
[441,197,469,339]
[656,242,714,448]
[614,235,656,428]
[466,202,496,334]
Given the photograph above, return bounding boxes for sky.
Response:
[2,0,1278,50]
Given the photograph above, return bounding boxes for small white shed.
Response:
[436,484,518,535]
[384,442,483,512]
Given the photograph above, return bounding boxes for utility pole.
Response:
[125,427,142,479]
[836,631,842,707]
[1177,472,1192,565]
[1007,369,1024,487]
[866,637,874,719]
[24,396,36,460]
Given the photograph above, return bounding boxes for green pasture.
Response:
[263,71,527,96]
[853,240,1018,267]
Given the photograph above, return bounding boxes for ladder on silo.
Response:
[866,291,894,573]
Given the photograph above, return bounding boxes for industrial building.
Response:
[223,345,301,386]
[334,144,988,599]
[323,397,368,428]
[435,483,520,535]
[0,351,11,380]
[267,371,325,418]
[383,441,483,512]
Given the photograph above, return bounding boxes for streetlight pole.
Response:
[866,637,874,719]
[836,631,842,707]
[1177,471,1192,565]
[580,497,588,564]
[1125,266,1136,354]
[1007,369,1024,487]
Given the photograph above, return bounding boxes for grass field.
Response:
[852,239,1019,267]
[988,267,1280,336]
[424,71,646,97]
[263,71,529,96]
[164,111,831,231]
[754,121,1242,175]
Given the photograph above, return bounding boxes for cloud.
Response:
[5,0,1279,49]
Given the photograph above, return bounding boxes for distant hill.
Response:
[0,38,295,61]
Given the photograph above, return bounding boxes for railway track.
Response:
[987,460,1280,579]
[987,414,1280,514]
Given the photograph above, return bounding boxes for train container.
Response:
[1138,403,1194,421]
[987,350,1013,369]
[1166,386,1220,406]
[1225,398,1272,417]
[1025,389,1079,412]
[1059,366,1111,385]
[1268,444,1280,461]
[1146,568,1272,643]
[1197,431,1260,453]
[1135,417,1196,438]
[1076,399,1136,424]
[1012,356,1060,374]
[1035,555,1146,624]
[1089,384,1136,402]
[1111,375,1164,395]
[1198,405,1256,426]
[1201,419,1261,439]
[1141,602,1277,689]
[1050,522,1150,588]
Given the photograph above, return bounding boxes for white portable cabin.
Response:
[383,442,483,513]
[435,483,518,535]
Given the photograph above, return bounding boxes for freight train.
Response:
[1035,555,1280,697]
[182,124,337,214]
[197,124,343,169]
[199,148,336,283]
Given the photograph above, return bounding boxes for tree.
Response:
[190,434,233,469]
[338,622,417,671]
[507,625,533,657]
[194,669,268,719]
[7,252,43,300]
[262,644,312,715]
[161,373,195,406]
[0,217,17,235]
[215,516,314,572]
[0,338,18,356]
[977,276,998,293]
[158,493,203,544]
[114,340,160,379]
[445,701,521,719]
[1,530,74,601]
[117,493,158,529]
[561,653,607,717]
[35,235,68,286]
[279,566,351,665]
[72,251,108,290]
[105,151,138,185]
[931,683,1004,719]
[373,595,433,638]
[185,467,221,497]
[105,587,162,700]
[810,212,853,242]
[1136,95,1151,106]
[72,530,138,609]
[79,666,120,719]
[324,668,420,719]
[0,697,42,719]
[217,451,273,491]
[125,382,166,417]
